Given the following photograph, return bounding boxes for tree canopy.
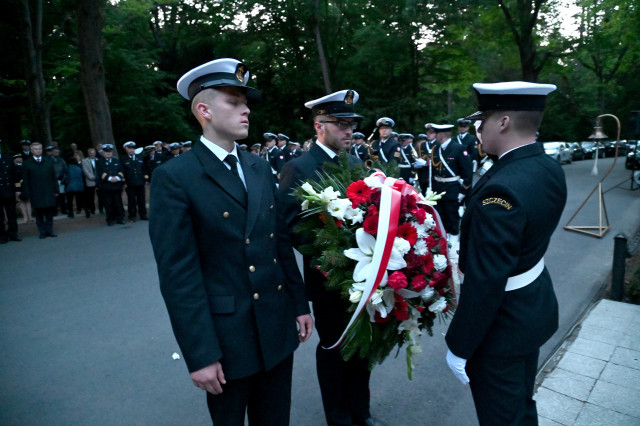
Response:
[1,0,638,153]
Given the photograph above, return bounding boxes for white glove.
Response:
[413,158,427,168]
[446,349,470,384]
[457,193,465,203]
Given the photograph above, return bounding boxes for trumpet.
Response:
[365,127,379,167]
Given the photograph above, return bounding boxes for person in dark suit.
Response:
[95,144,125,226]
[370,117,402,165]
[120,141,148,221]
[21,142,59,238]
[149,58,312,425]
[430,123,473,245]
[445,82,566,426]
[0,140,21,243]
[279,90,381,426]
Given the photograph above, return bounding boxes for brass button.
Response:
[223,212,230,218]
[253,293,259,300]
[270,233,274,239]
[249,265,255,272]
[277,285,283,291]
[273,258,277,264]
[270,204,274,209]
[245,238,250,245]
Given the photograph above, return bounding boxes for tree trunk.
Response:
[77,0,115,149]
[21,0,52,145]
[312,0,331,94]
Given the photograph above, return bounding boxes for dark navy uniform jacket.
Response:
[350,144,369,162]
[399,144,416,182]
[0,155,18,198]
[96,157,124,191]
[445,142,567,359]
[121,154,147,186]
[371,138,402,165]
[149,142,309,379]
[431,140,473,200]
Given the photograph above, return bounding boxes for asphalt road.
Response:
[1,155,638,426]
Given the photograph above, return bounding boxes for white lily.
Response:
[301,199,310,211]
[344,228,377,282]
[344,206,364,225]
[327,198,351,220]
[319,186,341,203]
[300,182,318,196]
[365,287,395,322]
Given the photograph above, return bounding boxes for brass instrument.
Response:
[365,127,379,167]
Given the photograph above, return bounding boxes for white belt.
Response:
[434,176,460,183]
[505,258,545,291]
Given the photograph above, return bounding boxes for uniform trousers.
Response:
[313,299,371,426]
[125,185,147,219]
[34,206,55,236]
[102,189,124,224]
[206,354,293,426]
[434,199,460,235]
[0,196,18,237]
[84,186,96,213]
[466,348,539,426]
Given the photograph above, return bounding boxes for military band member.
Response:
[415,125,438,194]
[279,89,379,426]
[121,141,148,221]
[182,141,193,152]
[152,140,165,161]
[349,131,369,161]
[398,133,419,184]
[445,81,565,426]
[96,144,125,226]
[165,142,182,161]
[289,141,304,158]
[456,118,480,172]
[430,123,473,242]
[250,143,262,156]
[277,133,292,162]
[149,58,312,425]
[370,117,402,165]
[264,132,284,181]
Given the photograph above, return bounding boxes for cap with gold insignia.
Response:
[20,139,31,146]
[457,118,472,126]
[399,133,415,141]
[278,133,290,141]
[466,81,557,120]
[352,132,365,139]
[144,145,155,151]
[251,143,262,148]
[102,144,114,152]
[425,123,436,131]
[431,124,454,133]
[305,90,363,120]
[417,134,428,140]
[153,140,163,146]
[376,117,395,128]
[123,141,136,148]
[177,58,261,101]
[263,132,277,141]
[13,153,22,159]
[169,142,181,149]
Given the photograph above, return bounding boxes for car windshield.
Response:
[581,142,595,148]
[544,142,562,149]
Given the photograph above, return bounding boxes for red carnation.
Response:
[388,271,408,291]
[421,252,434,274]
[412,275,428,292]
[425,235,437,249]
[397,222,418,246]
[430,271,448,288]
[369,190,381,207]
[363,205,379,235]
[346,180,373,208]
[393,294,410,321]
[412,208,426,224]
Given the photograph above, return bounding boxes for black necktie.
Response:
[224,155,245,190]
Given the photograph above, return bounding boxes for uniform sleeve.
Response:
[445,186,525,359]
[278,161,308,249]
[149,166,222,372]
[459,146,474,195]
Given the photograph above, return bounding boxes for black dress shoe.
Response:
[358,418,386,426]
[117,219,125,225]
[47,233,57,237]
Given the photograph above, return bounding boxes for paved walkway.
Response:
[535,299,640,425]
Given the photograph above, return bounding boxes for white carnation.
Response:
[428,297,448,313]
[413,239,427,256]
[433,254,448,271]
[393,237,411,256]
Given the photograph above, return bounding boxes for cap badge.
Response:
[344,90,354,105]
[235,64,247,82]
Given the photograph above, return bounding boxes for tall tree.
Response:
[20,0,52,145]
[77,0,115,149]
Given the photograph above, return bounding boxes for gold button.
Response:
[273,258,277,264]
[223,212,230,218]
[245,238,250,245]
[277,285,283,291]
[249,265,255,272]
[270,204,274,209]
[253,293,259,300]
[270,233,274,239]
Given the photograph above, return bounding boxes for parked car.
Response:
[567,142,585,161]
[580,141,605,159]
[543,141,572,163]
[603,140,627,157]
[626,144,640,170]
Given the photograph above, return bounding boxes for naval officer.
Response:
[445,81,566,426]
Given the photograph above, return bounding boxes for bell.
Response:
[588,124,608,140]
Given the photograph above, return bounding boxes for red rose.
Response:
[388,271,408,291]
[397,222,418,246]
[393,294,410,321]
[346,180,373,208]
[412,275,428,292]
[363,205,379,235]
